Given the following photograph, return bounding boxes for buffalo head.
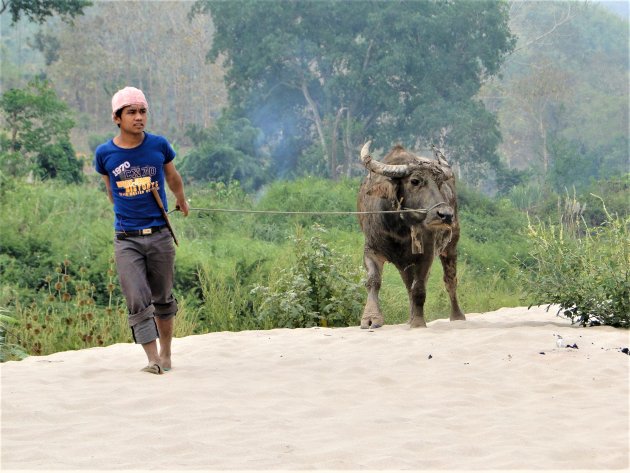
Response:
[359,141,456,230]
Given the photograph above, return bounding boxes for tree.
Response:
[480,1,628,191]
[193,0,514,180]
[0,0,91,24]
[0,78,83,183]
[35,1,226,148]
[179,116,269,190]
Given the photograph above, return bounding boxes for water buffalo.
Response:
[357,141,465,328]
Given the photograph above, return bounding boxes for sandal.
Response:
[141,363,163,375]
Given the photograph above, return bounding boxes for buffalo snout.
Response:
[437,210,453,225]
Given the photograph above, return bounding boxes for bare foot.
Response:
[160,353,172,371]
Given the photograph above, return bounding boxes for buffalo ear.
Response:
[367,180,397,200]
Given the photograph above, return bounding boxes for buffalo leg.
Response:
[361,250,385,329]
[439,243,465,321]
[399,258,432,328]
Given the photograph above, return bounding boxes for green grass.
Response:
[1,177,531,360]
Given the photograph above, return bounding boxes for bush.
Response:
[35,140,84,184]
[179,117,270,191]
[457,184,531,273]
[522,201,629,328]
[0,78,80,182]
[0,308,28,361]
[582,174,629,226]
[255,177,360,232]
[252,225,364,328]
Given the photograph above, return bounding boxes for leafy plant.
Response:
[522,199,629,327]
[255,177,359,232]
[0,307,28,361]
[179,117,269,191]
[252,225,364,328]
[198,0,514,179]
[0,78,83,183]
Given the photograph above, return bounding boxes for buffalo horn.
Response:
[432,144,449,166]
[359,141,413,178]
[431,145,454,178]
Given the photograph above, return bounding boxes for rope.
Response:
[169,202,446,216]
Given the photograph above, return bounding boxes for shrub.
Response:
[252,225,364,328]
[0,78,81,182]
[254,177,360,232]
[582,174,630,226]
[194,264,259,333]
[457,184,531,273]
[0,308,28,361]
[522,200,629,328]
[179,117,269,191]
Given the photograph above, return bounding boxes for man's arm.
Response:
[164,161,189,216]
[101,175,114,205]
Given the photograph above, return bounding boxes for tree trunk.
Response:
[301,79,330,174]
[539,114,548,173]
[330,106,347,180]
[343,108,353,177]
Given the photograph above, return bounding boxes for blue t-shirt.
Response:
[94,132,176,231]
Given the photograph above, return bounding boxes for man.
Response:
[94,86,189,374]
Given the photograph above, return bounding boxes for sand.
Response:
[1,305,628,471]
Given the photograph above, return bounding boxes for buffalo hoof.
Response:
[408,315,427,328]
[360,313,384,329]
[450,311,466,321]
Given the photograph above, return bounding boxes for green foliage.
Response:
[252,225,363,328]
[581,175,630,226]
[1,179,532,358]
[457,183,531,273]
[0,258,200,360]
[523,202,629,328]
[1,0,91,24]
[194,264,258,333]
[487,1,628,192]
[547,137,599,191]
[505,176,630,228]
[35,140,83,183]
[0,180,111,299]
[494,163,530,197]
[0,78,83,183]
[255,177,360,234]
[176,180,255,239]
[0,307,28,361]
[179,116,269,191]
[505,182,557,213]
[198,0,514,178]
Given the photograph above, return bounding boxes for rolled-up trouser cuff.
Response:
[128,304,159,345]
[128,304,155,327]
[131,317,159,345]
[154,298,178,321]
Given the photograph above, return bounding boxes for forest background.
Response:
[0,0,628,359]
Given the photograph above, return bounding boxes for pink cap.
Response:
[111,86,148,121]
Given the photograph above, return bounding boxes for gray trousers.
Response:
[114,229,178,344]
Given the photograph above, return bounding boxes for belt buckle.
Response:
[141,228,152,235]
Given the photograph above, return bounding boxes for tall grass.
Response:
[522,197,629,327]
[2,177,530,360]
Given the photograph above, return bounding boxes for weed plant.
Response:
[2,178,531,359]
[2,257,203,360]
[194,263,259,332]
[0,307,28,361]
[523,198,629,327]
[251,225,364,328]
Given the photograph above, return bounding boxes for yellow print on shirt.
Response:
[116,177,154,197]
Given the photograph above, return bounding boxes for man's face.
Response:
[115,104,147,134]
